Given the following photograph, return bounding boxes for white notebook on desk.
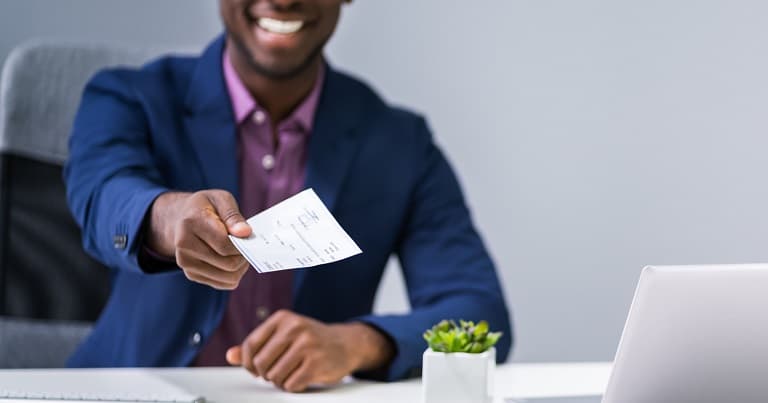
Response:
[0,370,203,403]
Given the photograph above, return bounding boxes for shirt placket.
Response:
[269,124,306,207]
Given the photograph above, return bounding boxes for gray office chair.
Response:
[0,317,92,368]
[0,40,170,367]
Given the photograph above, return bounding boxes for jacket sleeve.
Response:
[64,69,170,274]
[356,117,513,381]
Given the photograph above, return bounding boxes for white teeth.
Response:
[257,17,304,34]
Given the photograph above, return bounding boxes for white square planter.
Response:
[422,347,496,403]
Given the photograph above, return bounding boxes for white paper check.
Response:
[229,188,362,273]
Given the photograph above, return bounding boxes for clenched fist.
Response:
[226,310,395,392]
[146,189,252,289]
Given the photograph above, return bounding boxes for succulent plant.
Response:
[423,319,502,354]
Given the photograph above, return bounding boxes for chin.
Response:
[241,46,321,80]
[250,57,311,80]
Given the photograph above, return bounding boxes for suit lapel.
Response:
[295,65,367,298]
[182,35,240,199]
[304,66,365,212]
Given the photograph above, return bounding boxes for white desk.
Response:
[0,363,611,402]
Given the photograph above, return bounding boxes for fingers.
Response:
[172,190,253,289]
[238,310,301,377]
[182,235,248,272]
[207,190,252,238]
[177,254,247,289]
[241,315,280,376]
[184,210,241,257]
[283,360,313,393]
[265,342,305,389]
[226,346,242,366]
[251,331,293,381]
[233,311,346,393]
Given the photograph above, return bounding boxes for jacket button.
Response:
[190,332,202,346]
[113,234,128,249]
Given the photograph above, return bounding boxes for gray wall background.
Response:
[3,0,768,363]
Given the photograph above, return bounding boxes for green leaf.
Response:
[469,342,486,353]
[474,320,489,338]
[482,332,502,351]
[440,330,455,349]
[448,331,457,352]
[458,330,469,347]
[460,330,472,351]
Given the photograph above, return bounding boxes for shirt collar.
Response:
[222,47,324,134]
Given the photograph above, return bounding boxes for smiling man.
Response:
[64,0,511,392]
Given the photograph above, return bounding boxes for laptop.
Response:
[0,370,203,403]
[511,264,768,403]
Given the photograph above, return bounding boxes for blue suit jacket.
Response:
[64,36,512,380]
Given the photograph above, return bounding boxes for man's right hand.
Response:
[146,190,252,290]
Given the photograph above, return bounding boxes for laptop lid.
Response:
[602,264,768,403]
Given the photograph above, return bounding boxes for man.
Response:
[64,0,511,392]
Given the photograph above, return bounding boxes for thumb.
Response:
[226,346,242,366]
[207,191,252,238]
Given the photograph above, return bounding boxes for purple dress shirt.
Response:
[192,48,324,366]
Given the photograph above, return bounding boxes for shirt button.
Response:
[252,110,266,125]
[261,154,275,171]
[190,332,202,346]
[256,307,270,321]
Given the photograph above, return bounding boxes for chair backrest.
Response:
[0,41,168,321]
[0,316,92,368]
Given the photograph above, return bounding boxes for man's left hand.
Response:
[226,310,394,392]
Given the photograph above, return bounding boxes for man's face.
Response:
[220,0,345,80]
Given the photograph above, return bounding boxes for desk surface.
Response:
[0,363,612,403]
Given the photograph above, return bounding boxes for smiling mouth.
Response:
[257,17,305,34]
